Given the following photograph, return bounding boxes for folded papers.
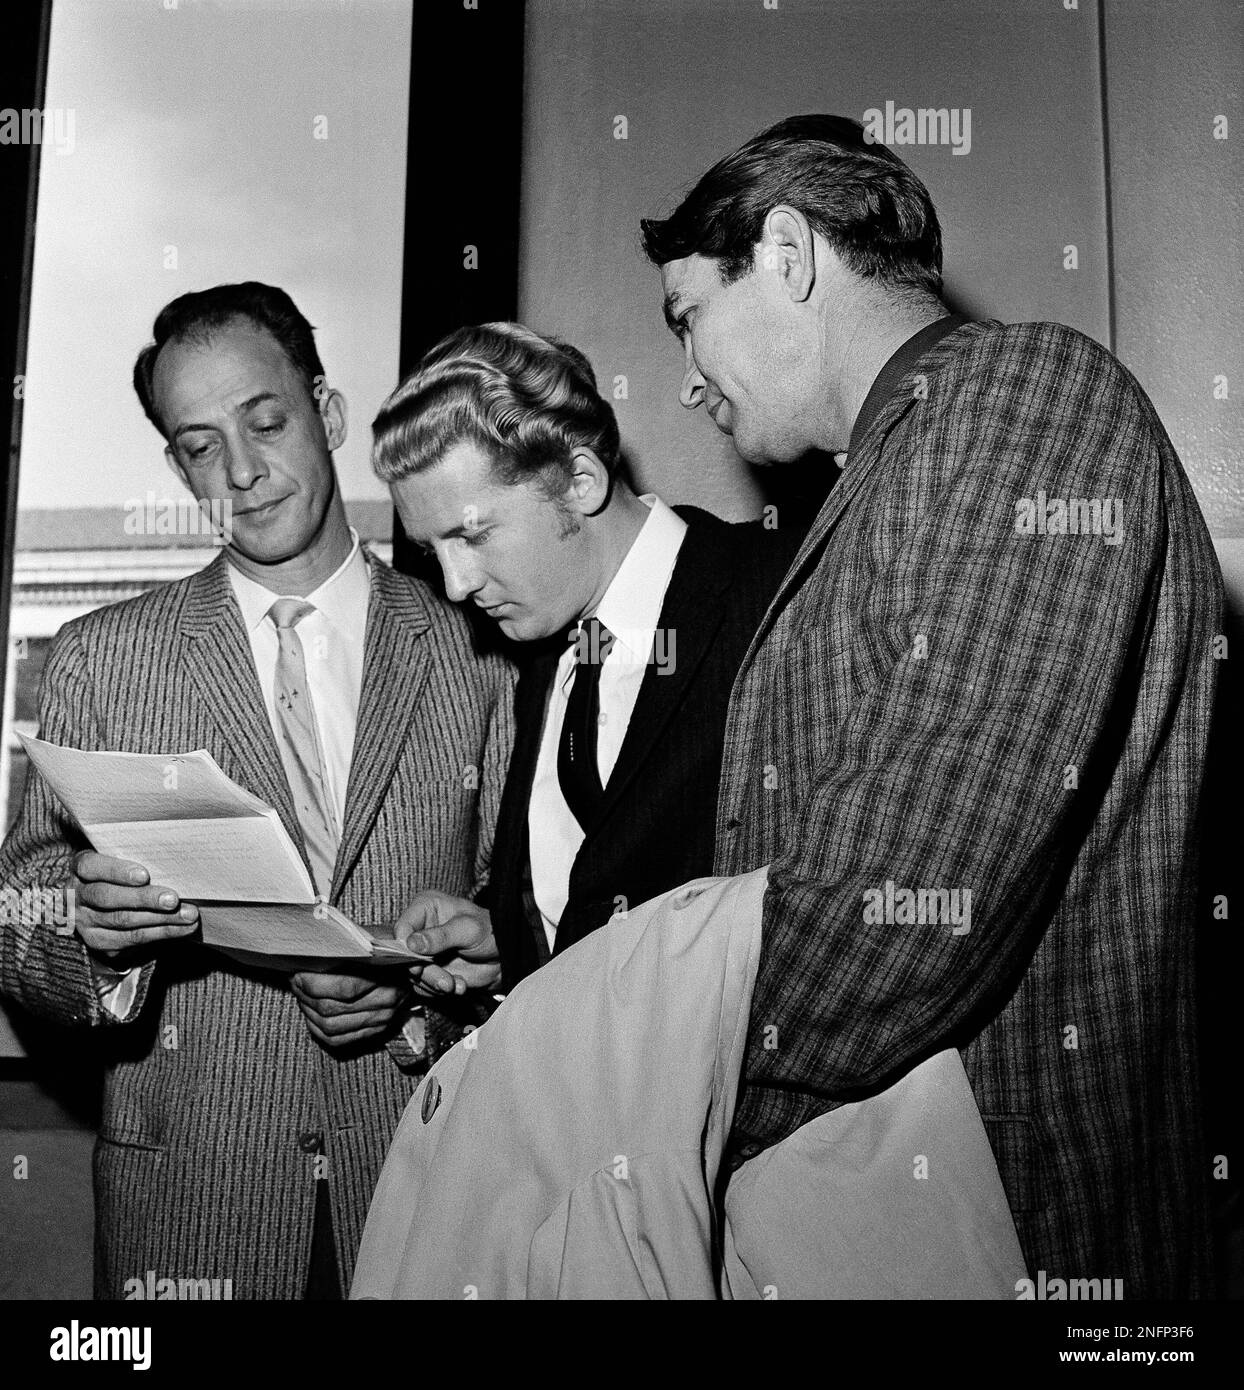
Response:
[18,734,428,969]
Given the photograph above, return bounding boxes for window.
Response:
[3,0,412,828]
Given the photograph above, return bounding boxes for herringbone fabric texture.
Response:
[714,321,1221,1299]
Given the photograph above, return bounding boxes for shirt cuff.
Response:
[87,954,142,1021]
[401,1006,427,1058]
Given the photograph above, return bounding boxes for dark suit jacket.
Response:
[493,504,802,990]
[0,550,515,1298]
[714,320,1221,1298]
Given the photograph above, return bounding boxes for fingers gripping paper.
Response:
[18,734,422,966]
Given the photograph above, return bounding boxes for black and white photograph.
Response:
[0,0,1238,1367]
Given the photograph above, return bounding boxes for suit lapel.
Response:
[589,518,733,828]
[732,369,934,689]
[178,554,302,847]
[491,645,558,983]
[333,559,434,897]
[498,647,559,858]
[736,323,984,685]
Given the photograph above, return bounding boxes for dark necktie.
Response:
[557,617,613,830]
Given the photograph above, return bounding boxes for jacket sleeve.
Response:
[0,621,157,1027]
[383,650,516,1074]
[733,332,1213,1145]
[469,652,518,906]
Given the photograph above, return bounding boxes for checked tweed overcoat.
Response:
[714,319,1221,1299]
[0,550,515,1298]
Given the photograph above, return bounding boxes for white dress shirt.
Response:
[227,527,369,839]
[528,495,687,951]
[235,529,430,1055]
[95,531,377,1020]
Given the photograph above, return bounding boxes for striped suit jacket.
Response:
[714,320,1221,1298]
[0,549,515,1298]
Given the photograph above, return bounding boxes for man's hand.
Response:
[394,891,500,997]
[289,969,412,1051]
[71,850,200,960]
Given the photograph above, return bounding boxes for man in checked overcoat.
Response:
[643,115,1222,1298]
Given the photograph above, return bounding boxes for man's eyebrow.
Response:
[438,515,494,540]
[662,291,687,335]
[172,392,283,440]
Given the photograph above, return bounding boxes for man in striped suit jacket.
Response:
[642,117,1221,1298]
[0,283,514,1299]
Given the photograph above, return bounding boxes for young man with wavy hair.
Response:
[372,321,801,996]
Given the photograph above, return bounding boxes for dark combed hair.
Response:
[641,114,943,299]
[132,281,325,436]
[371,322,621,494]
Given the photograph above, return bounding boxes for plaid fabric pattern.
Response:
[714,321,1221,1298]
[0,552,515,1298]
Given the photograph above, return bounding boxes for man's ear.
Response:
[318,387,347,451]
[761,205,817,304]
[563,447,611,515]
[164,444,191,493]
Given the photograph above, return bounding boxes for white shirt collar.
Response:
[227,527,369,636]
[566,494,687,670]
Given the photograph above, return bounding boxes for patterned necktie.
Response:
[557,617,614,831]
[268,598,338,897]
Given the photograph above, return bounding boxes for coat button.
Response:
[727,1141,762,1172]
[298,1130,323,1154]
[420,1076,442,1124]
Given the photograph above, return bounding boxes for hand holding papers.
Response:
[18,734,429,970]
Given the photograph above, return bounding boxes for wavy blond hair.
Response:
[371,322,620,496]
